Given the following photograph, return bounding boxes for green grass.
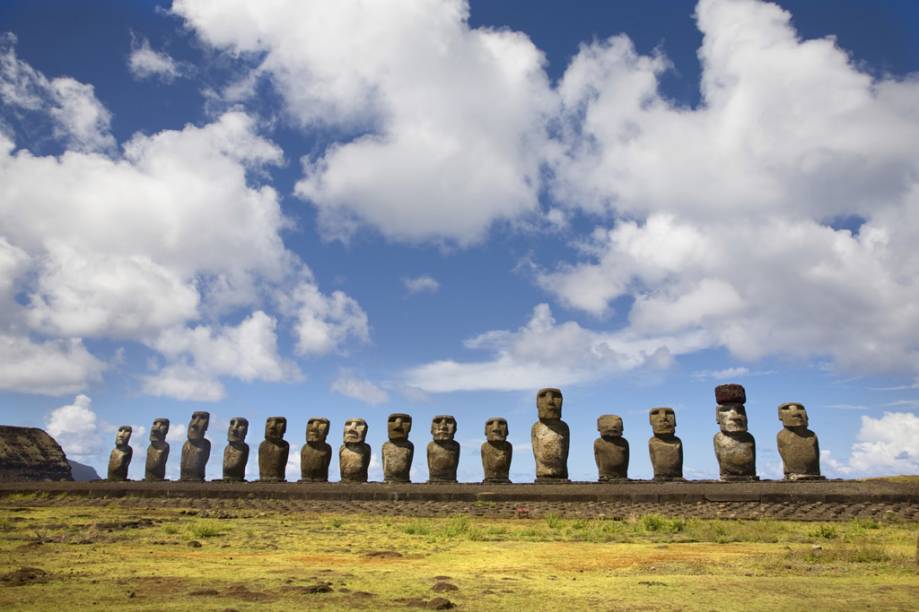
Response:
[0,501,916,610]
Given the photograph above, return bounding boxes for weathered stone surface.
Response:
[180,412,211,482]
[144,418,170,482]
[427,416,459,483]
[648,407,683,481]
[777,402,823,480]
[481,417,512,483]
[715,383,746,405]
[0,426,72,482]
[259,417,289,482]
[340,418,371,483]
[594,415,629,481]
[300,418,332,482]
[222,418,249,482]
[107,426,133,481]
[714,385,758,481]
[531,388,569,482]
[383,413,414,483]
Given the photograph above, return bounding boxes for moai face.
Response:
[431,415,457,442]
[597,415,623,438]
[307,418,330,443]
[716,404,748,433]
[388,413,412,441]
[536,388,563,420]
[115,425,132,447]
[649,407,676,435]
[227,417,249,443]
[265,416,287,442]
[343,418,368,444]
[485,418,508,442]
[778,402,808,429]
[187,411,210,440]
[150,418,169,443]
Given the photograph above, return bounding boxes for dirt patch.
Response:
[189,588,219,597]
[281,582,333,594]
[396,596,456,609]
[363,550,403,558]
[432,581,459,592]
[0,566,49,586]
[224,584,274,602]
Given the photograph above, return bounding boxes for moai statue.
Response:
[144,418,170,481]
[481,417,512,484]
[180,411,211,482]
[107,426,133,481]
[383,413,414,483]
[777,402,824,480]
[222,417,249,482]
[713,384,758,481]
[300,417,332,482]
[594,415,629,481]
[427,415,460,483]
[259,416,289,482]
[531,387,570,482]
[648,407,683,481]
[339,418,371,483]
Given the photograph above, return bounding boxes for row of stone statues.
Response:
[108,384,823,483]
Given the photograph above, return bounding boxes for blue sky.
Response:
[1,0,918,482]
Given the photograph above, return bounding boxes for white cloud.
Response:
[405,303,710,392]
[45,394,101,458]
[823,411,919,476]
[175,0,556,245]
[128,37,181,82]
[692,367,750,381]
[331,369,388,405]
[285,281,369,356]
[0,335,105,396]
[1,34,114,152]
[403,275,440,295]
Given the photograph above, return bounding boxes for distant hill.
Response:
[68,459,100,481]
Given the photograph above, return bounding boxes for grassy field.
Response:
[0,496,917,610]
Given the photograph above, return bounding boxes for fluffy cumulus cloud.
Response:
[403,275,440,295]
[824,412,919,476]
[45,394,101,458]
[174,0,555,245]
[405,303,709,392]
[331,369,389,405]
[128,36,182,82]
[0,41,368,399]
[538,0,919,378]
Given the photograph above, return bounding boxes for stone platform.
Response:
[1,479,917,521]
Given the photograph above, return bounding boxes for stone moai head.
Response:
[307,417,330,443]
[485,417,508,443]
[649,407,676,436]
[431,415,457,442]
[227,417,249,443]
[150,418,169,443]
[597,415,623,439]
[387,413,412,442]
[536,387,563,421]
[264,416,287,442]
[187,411,210,440]
[343,418,368,444]
[715,384,748,434]
[778,402,808,429]
[115,425,132,447]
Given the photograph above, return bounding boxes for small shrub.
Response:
[329,518,344,529]
[545,513,563,530]
[811,525,838,540]
[190,522,223,539]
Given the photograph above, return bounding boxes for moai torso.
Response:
[532,388,569,481]
[427,441,460,483]
[713,432,757,480]
[145,442,169,481]
[107,447,132,481]
[776,402,823,480]
[300,442,332,482]
[339,443,371,482]
[595,438,629,481]
[649,435,683,480]
[258,440,289,481]
[181,440,211,481]
[481,441,512,483]
[383,441,414,483]
[223,442,249,481]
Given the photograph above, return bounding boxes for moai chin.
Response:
[144,418,170,481]
[222,417,249,482]
[594,415,629,481]
[776,402,824,480]
[531,388,570,482]
[340,418,371,483]
[383,413,414,483]
[300,417,332,482]
[648,407,683,481]
[713,384,758,481]
[107,426,133,481]
[427,415,460,483]
[259,416,289,482]
[481,417,512,484]
[180,411,211,481]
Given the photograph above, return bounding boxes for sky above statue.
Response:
[1,0,918,482]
